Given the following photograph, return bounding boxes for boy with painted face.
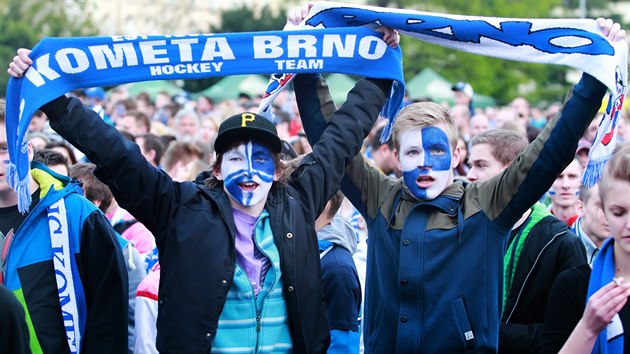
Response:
[293,18,625,353]
[397,124,457,200]
[8,48,397,353]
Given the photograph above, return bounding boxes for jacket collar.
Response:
[399,178,464,215]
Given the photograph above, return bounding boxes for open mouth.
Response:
[239,181,259,192]
[416,175,435,188]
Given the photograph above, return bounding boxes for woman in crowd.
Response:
[541,142,630,353]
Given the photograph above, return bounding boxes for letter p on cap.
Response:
[241,113,256,126]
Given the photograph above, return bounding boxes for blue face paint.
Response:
[421,126,451,171]
[400,127,452,200]
[221,142,275,207]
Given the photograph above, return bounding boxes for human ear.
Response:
[394,149,402,171]
[27,141,34,162]
[212,166,223,181]
[451,145,461,169]
[273,166,283,182]
[576,199,585,217]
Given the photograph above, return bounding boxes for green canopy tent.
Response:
[324,73,358,106]
[406,68,496,108]
[196,74,269,101]
[406,68,454,105]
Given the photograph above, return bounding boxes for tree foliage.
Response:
[211,4,287,33]
[182,4,288,93]
[0,0,97,96]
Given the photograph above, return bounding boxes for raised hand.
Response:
[597,18,626,42]
[7,48,33,77]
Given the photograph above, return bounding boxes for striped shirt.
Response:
[212,210,292,353]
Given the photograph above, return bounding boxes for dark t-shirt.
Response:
[0,204,28,238]
[320,245,362,331]
[540,264,630,353]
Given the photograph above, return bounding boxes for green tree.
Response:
[0,0,97,96]
[211,4,287,33]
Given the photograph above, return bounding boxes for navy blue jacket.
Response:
[295,73,606,353]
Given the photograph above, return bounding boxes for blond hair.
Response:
[599,142,630,201]
[392,102,458,151]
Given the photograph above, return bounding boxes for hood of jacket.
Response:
[30,161,81,204]
[317,216,357,254]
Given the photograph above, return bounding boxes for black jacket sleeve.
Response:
[42,96,182,241]
[78,210,129,354]
[0,285,30,354]
[290,77,390,220]
[539,265,590,354]
[500,224,587,353]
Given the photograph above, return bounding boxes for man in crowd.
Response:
[0,99,128,353]
[136,133,165,169]
[467,129,586,353]
[547,158,582,226]
[452,81,474,116]
[117,110,151,137]
[572,183,611,264]
[367,126,401,178]
[290,6,622,351]
[470,113,490,138]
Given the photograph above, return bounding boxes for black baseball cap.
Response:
[214,112,282,154]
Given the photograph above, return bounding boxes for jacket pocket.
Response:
[451,297,476,352]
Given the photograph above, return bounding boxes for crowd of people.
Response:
[0,3,629,353]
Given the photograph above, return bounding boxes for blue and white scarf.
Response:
[587,237,624,354]
[5,27,404,212]
[48,198,87,353]
[259,1,628,184]
[5,3,628,212]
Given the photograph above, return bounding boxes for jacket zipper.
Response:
[253,216,277,354]
[255,312,262,353]
[505,231,565,323]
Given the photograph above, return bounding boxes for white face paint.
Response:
[219,142,276,209]
[399,127,454,200]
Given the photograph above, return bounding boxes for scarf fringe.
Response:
[582,158,609,188]
[379,81,405,143]
[6,162,18,190]
[7,163,31,214]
